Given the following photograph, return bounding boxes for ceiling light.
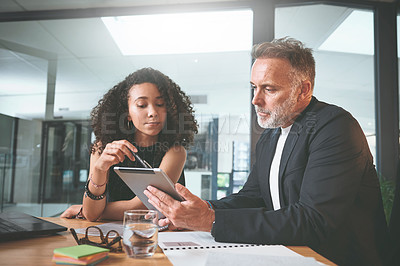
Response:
[318,10,374,55]
[102,10,253,55]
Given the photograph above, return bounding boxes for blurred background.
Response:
[0,0,398,220]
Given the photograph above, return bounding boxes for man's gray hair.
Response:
[251,37,316,90]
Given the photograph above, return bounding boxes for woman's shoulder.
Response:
[167,145,186,153]
[164,145,187,159]
[159,145,187,179]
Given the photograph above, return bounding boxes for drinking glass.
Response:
[123,210,158,258]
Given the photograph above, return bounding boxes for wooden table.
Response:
[0,217,336,265]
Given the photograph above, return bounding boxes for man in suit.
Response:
[144,37,389,266]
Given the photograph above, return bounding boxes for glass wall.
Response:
[2,1,397,218]
[0,9,252,216]
[275,4,376,160]
[275,3,400,221]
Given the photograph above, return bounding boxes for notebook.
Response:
[158,231,322,266]
[0,211,67,241]
[158,231,261,250]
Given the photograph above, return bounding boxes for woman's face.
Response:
[127,82,167,143]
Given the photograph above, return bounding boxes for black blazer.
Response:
[210,97,389,266]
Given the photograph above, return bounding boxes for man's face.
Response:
[251,58,301,129]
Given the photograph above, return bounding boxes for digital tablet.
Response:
[113,166,184,219]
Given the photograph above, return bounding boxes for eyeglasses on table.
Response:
[70,226,123,253]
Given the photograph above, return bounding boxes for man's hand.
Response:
[144,183,215,231]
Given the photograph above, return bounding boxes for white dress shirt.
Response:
[269,125,292,210]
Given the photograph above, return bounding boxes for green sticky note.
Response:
[54,244,109,259]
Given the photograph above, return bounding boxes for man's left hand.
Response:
[144,183,214,231]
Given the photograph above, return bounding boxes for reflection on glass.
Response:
[275,4,376,160]
[0,9,252,214]
[102,10,253,55]
[0,48,47,119]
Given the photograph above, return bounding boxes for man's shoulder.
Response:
[307,97,348,115]
[300,97,354,125]
[293,97,363,141]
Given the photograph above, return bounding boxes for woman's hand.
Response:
[82,140,137,222]
[60,204,83,219]
[94,140,138,172]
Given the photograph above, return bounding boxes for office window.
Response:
[0,9,252,215]
[275,4,376,160]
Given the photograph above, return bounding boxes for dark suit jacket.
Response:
[210,97,389,266]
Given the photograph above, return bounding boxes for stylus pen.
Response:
[131,151,152,168]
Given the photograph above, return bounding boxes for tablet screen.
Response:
[113,167,183,218]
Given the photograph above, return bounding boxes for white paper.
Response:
[205,250,322,266]
[158,231,256,250]
[75,221,123,236]
[158,231,325,266]
[162,245,321,266]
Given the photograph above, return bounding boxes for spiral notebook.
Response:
[158,231,322,266]
[159,231,275,250]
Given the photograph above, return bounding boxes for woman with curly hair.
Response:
[61,68,197,221]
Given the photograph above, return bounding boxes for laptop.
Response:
[0,211,67,241]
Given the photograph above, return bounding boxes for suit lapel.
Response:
[276,97,317,206]
[261,127,281,210]
[278,122,302,205]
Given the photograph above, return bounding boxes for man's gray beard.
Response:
[256,91,298,129]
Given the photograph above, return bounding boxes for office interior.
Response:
[0,0,398,222]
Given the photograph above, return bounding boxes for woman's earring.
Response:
[127,120,133,130]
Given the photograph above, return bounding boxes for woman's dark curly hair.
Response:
[91,68,198,161]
